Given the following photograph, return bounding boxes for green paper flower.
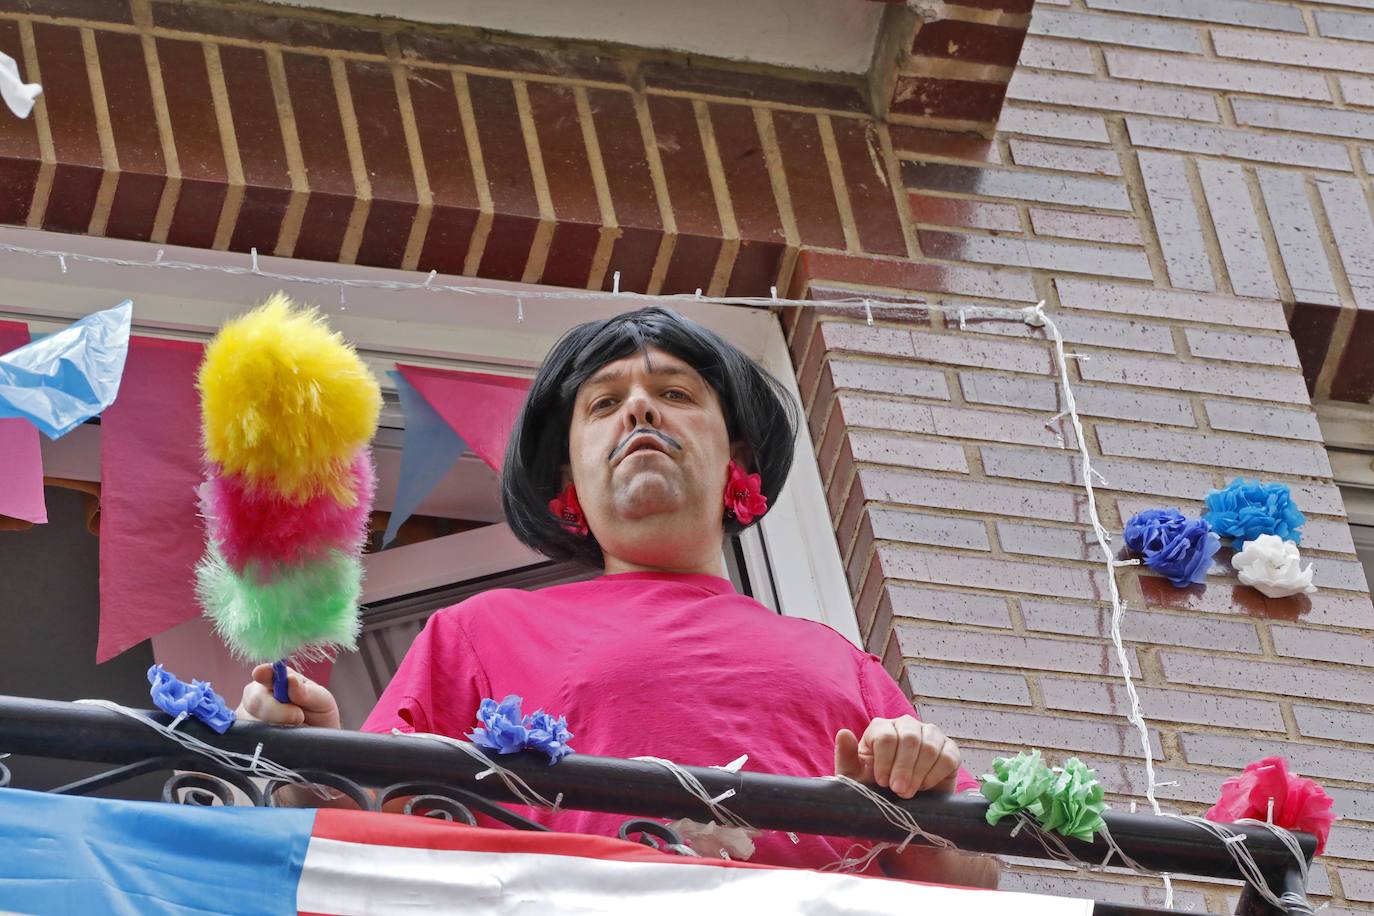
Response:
[1038,757,1107,843]
[980,750,1055,827]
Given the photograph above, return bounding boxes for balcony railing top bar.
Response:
[0,696,1314,916]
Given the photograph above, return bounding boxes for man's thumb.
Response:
[834,728,862,777]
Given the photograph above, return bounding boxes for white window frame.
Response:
[1,227,859,655]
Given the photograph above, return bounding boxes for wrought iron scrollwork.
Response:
[617,818,696,856]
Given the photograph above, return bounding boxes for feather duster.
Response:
[195,294,380,696]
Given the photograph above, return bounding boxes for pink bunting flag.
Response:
[97,336,205,663]
[395,365,531,473]
[0,320,46,525]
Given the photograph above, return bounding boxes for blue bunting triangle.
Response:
[382,369,468,547]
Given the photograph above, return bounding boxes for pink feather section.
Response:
[203,450,375,572]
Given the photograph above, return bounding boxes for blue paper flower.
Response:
[1204,478,1305,548]
[467,695,575,763]
[469,695,529,754]
[524,710,575,765]
[1124,509,1221,588]
[147,664,235,734]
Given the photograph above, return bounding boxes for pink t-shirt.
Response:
[362,571,977,868]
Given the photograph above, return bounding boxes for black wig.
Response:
[501,307,800,567]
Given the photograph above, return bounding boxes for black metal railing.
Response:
[0,695,1314,915]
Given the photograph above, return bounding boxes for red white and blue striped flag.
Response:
[0,787,1092,914]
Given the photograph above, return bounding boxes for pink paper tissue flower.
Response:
[724,460,768,525]
[1204,756,1335,855]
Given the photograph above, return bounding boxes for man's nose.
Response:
[622,388,659,429]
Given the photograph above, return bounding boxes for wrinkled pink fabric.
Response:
[363,571,977,868]
[1204,755,1335,855]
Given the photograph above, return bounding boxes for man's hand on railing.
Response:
[236,665,342,730]
[834,716,959,798]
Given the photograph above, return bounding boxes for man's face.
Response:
[566,346,734,550]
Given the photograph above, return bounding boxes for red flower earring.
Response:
[723,460,768,525]
[549,483,589,536]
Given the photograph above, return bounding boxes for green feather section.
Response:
[196,544,362,662]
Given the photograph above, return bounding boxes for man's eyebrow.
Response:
[583,363,694,389]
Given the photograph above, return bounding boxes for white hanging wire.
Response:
[956,300,1174,908]
[1162,815,1312,915]
[821,773,955,854]
[0,239,915,316]
[631,756,754,831]
[72,699,332,798]
[391,729,561,811]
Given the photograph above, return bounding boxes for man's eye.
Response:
[663,389,690,401]
[591,397,617,411]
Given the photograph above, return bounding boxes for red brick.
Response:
[1021,599,1263,652]
[907,328,1050,373]
[950,310,1175,354]
[1009,139,1122,176]
[887,584,1013,629]
[469,74,542,283]
[1017,36,1096,74]
[829,358,950,400]
[1328,825,1374,861]
[647,95,724,295]
[1184,327,1300,368]
[889,126,1001,163]
[996,520,1105,562]
[909,194,1021,231]
[889,76,1008,123]
[982,446,1214,499]
[1126,117,1353,171]
[912,19,1026,67]
[95,31,165,242]
[1331,311,1374,401]
[962,374,1195,426]
[830,117,907,257]
[1315,8,1374,43]
[219,44,291,254]
[1274,624,1374,666]
[1086,0,1305,31]
[1097,425,1330,476]
[1203,400,1323,442]
[1289,301,1340,395]
[772,110,846,251]
[282,52,354,263]
[33,23,104,233]
[409,68,480,277]
[0,22,40,225]
[155,39,227,249]
[1316,175,1374,310]
[1237,97,1374,141]
[1162,651,1374,704]
[1213,29,1374,75]
[586,96,662,292]
[1137,151,1216,292]
[1041,678,1285,731]
[527,82,600,290]
[850,431,970,472]
[1300,518,1358,554]
[1008,71,1218,121]
[1140,574,1373,626]
[1027,8,1202,52]
[808,284,934,323]
[1055,278,1288,330]
[870,507,990,551]
[1077,352,1311,403]
[919,230,1152,279]
[879,545,1111,599]
[903,160,1131,210]
[1106,49,1329,100]
[799,250,1035,303]
[906,664,1032,705]
[152,0,382,53]
[345,59,419,270]
[919,702,1162,758]
[840,394,1073,448]
[1196,160,1281,300]
[896,625,1139,678]
[1341,868,1374,904]
[1182,731,1374,786]
[640,61,865,113]
[1258,168,1342,306]
[1029,207,1143,245]
[707,103,785,250]
[817,321,913,358]
[996,106,1110,143]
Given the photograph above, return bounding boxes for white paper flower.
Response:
[1231,534,1317,598]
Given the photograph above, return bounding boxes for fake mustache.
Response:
[608,428,683,462]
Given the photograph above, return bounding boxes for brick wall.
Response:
[0,0,1372,910]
